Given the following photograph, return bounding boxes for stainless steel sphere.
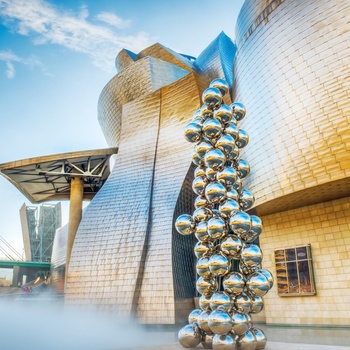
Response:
[196,257,212,279]
[231,311,249,336]
[198,310,212,333]
[228,146,240,160]
[224,122,239,141]
[250,215,263,236]
[205,182,227,203]
[220,235,243,259]
[241,244,263,267]
[207,217,227,240]
[204,149,226,170]
[192,176,208,196]
[201,104,214,119]
[246,271,270,297]
[208,307,233,335]
[194,195,210,209]
[234,292,252,314]
[192,108,203,121]
[199,294,212,311]
[209,253,230,277]
[240,230,258,243]
[219,199,239,219]
[229,211,251,235]
[214,104,233,125]
[201,332,215,349]
[251,328,267,349]
[230,102,246,122]
[202,87,222,109]
[217,167,237,187]
[210,78,229,97]
[232,176,242,191]
[237,159,250,179]
[206,167,218,181]
[239,189,255,210]
[196,276,218,296]
[236,330,257,350]
[203,118,223,140]
[175,214,195,235]
[258,269,274,289]
[183,122,202,143]
[210,292,233,312]
[192,149,204,166]
[178,324,202,348]
[194,241,212,259]
[193,207,213,222]
[236,129,249,149]
[222,271,245,295]
[212,333,235,350]
[195,221,210,242]
[196,140,214,159]
[245,313,253,330]
[226,188,239,202]
[239,261,257,276]
[188,308,202,324]
[216,134,235,155]
[250,296,264,314]
[194,166,206,178]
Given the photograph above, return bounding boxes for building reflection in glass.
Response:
[274,245,316,296]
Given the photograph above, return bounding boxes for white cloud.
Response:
[95,12,130,29]
[0,0,152,72]
[0,50,43,79]
[5,61,15,78]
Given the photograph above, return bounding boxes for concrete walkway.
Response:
[133,343,350,350]
[130,324,350,350]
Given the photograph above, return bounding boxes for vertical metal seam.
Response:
[131,89,162,319]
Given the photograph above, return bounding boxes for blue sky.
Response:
[0,0,245,261]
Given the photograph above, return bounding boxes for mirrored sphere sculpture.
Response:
[212,333,236,350]
[251,328,267,349]
[178,324,202,348]
[208,307,233,335]
[201,332,215,349]
[177,80,271,349]
[236,330,257,350]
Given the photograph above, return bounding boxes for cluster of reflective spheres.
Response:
[176,79,273,349]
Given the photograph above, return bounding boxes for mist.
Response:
[0,297,177,350]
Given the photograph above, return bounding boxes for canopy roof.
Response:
[0,148,118,203]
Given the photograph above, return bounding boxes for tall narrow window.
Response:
[274,244,316,296]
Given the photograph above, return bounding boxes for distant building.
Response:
[20,203,61,262]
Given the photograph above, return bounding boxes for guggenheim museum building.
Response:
[0,0,349,327]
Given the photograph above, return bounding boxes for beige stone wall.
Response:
[260,197,350,326]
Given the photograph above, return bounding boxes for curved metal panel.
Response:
[98,57,190,147]
[136,73,209,324]
[234,0,350,215]
[195,32,236,90]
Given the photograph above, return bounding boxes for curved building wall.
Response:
[234,0,350,326]
[66,71,210,323]
[65,34,236,323]
[98,55,190,147]
[234,0,350,215]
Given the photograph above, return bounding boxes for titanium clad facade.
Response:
[64,36,236,323]
[234,0,350,326]
[234,0,350,214]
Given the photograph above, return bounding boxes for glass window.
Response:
[274,244,316,296]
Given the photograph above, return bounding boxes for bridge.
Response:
[0,260,51,269]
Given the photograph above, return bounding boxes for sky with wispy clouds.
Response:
[0,0,245,262]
